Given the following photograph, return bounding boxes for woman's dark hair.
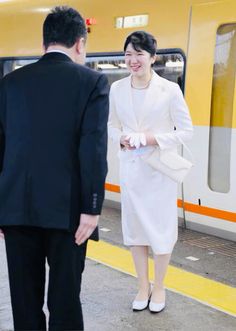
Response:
[124,31,157,56]
[43,6,87,49]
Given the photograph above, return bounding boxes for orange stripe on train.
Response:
[105,183,236,223]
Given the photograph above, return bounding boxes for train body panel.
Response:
[0,0,227,57]
[183,0,236,239]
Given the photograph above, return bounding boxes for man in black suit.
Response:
[0,6,109,331]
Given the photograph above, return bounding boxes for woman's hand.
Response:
[145,132,158,146]
[121,132,158,149]
[121,133,147,149]
[120,135,130,149]
[127,133,146,149]
[120,135,135,150]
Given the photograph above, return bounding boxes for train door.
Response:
[183,0,236,240]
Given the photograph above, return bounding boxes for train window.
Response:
[2,59,38,76]
[208,24,236,193]
[1,51,185,88]
[153,53,185,89]
[86,51,185,89]
[86,55,129,85]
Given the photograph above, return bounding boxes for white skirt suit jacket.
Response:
[108,72,193,254]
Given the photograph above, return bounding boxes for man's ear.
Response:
[75,37,85,54]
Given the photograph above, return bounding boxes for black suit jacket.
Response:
[0,52,109,239]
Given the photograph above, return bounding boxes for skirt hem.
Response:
[123,242,175,255]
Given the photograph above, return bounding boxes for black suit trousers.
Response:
[4,226,87,331]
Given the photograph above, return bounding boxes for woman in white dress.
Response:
[108,31,193,313]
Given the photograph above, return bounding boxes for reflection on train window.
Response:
[2,51,185,89]
[86,51,185,89]
[208,24,236,193]
[3,59,38,76]
[86,56,128,86]
[153,53,184,89]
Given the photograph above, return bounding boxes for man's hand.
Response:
[75,214,99,245]
[0,228,4,239]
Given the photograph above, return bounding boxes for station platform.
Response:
[1,206,236,331]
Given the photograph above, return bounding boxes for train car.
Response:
[0,0,235,241]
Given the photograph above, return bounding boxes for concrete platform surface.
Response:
[1,205,236,331]
[82,259,236,331]
[1,239,236,331]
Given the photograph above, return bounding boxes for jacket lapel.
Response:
[137,71,166,127]
[122,76,139,131]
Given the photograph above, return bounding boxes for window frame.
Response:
[87,48,186,92]
[0,48,186,91]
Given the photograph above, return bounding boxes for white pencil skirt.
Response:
[119,149,178,255]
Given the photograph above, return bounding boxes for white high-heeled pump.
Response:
[149,287,166,313]
[149,300,165,313]
[132,299,149,311]
[132,285,151,311]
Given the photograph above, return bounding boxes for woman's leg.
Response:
[152,253,171,303]
[130,246,150,300]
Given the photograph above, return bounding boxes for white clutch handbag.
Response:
[142,141,193,184]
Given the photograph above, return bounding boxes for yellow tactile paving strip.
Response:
[87,240,236,317]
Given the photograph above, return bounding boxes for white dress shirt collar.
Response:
[46,49,71,60]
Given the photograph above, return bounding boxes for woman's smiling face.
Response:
[124,43,155,78]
